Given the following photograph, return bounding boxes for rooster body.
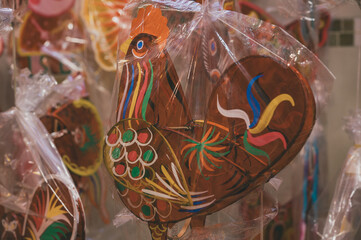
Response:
[104,4,315,240]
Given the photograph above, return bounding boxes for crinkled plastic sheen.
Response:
[102,0,334,239]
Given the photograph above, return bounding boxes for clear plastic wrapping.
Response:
[249,0,349,19]
[0,6,14,111]
[101,0,334,239]
[321,110,361,239]
[0,7,12,33]
[0,71,86,239]
[17,70,114,236]
[0,66,117,239]
[300,121,328,240]
[11,0,85,79]
[81,0,132,72]
[235,0,331,51]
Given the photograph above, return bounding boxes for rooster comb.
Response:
[129,5,170,52]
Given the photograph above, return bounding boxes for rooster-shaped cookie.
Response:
[0,177,85,240]
[103,4,315,239]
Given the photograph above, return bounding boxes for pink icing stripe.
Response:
[247,130,287,149]
[135,61,149,119]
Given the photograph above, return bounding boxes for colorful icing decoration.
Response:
[16,0,84,76]
[81,0,130,71]
[40,99,110,224]
[0,177,85,240]
[0,207,23,239]
[23,177,85,240]
[103,3,316,239]
[40,99,103,176]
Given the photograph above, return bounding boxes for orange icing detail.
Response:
[130,5,170,52]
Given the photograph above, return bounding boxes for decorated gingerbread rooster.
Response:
[103,2,316,239]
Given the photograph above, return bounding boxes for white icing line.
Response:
[156,173,186,200]
[142,189,177,200]
[189,190,208,195]
[191,195,214,202]
[180,199,216,210]
[171,163,187,194]
[217,95,250,128]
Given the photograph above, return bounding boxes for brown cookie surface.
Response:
[23,177,85,240]
[41,99,103,176]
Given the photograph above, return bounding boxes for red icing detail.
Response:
[156,200,167,212]
[128,151,138,162]
[247,130,287,149]
[138,132,149,144]
[115,164,125,175]
[129,190,140,203]
[30,0,41,4]
[0,37,3,57]
[108,133,118,144]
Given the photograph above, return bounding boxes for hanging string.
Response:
[356,46,361,110]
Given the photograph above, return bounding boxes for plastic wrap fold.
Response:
[321,110,361,240]
[100,0,335,239]
[0,71,85,239]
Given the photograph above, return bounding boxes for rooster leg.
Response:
[190,215,207,229]
[148,222,168,240]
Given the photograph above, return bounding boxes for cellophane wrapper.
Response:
[11,0,85,81]
[14,69,123,239]
[0,70,85,240]
[320,110,361,239]
[0,6,14,111]
[103,0,335,239]
[247,0,350,18]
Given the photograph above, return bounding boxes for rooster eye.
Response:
[137,40,144,50]
[209,38,217,56]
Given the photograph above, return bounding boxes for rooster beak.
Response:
[120,38,132,55]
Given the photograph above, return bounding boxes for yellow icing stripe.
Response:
[145,178,178,198]
[68,99,103,176]
[161,166,186,195]
[128,62,142,122]
[46,188,67,219]
[150,122,193,204]
[249,94,295,134]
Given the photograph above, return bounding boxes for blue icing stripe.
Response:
[247,74,263,128]
[122,64,135,119]
[179,209,202,213]
[193,201,206,206]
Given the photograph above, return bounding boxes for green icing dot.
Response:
[144,169,150,179]
[143,150,154,162]
[122,130,134,143]
[131,166,140,178]
[115,181,126,192]
[141,205,151,216]
[112,148,121,159]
